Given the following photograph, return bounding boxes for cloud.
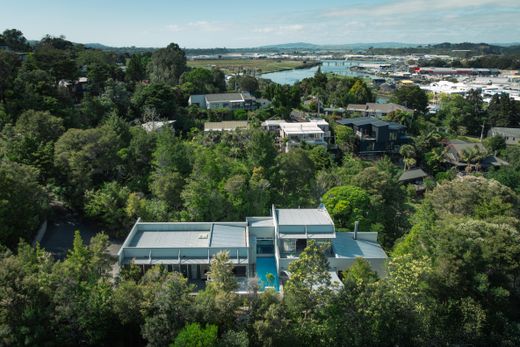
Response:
[253,24,305,35]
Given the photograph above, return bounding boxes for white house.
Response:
[118,205,388,293]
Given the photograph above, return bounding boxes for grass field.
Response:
[187,59,316,75]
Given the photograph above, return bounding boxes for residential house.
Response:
[487,127,520,145]
[346,103,413,118]
[261,119,331,152]
[117,205,388,293]
[444,139,509,171]
[336,117,409,156]
[189,92,257,110]
[398,168,429,194]
[204,120,249,132]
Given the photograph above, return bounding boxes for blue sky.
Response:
[1,0,519,48]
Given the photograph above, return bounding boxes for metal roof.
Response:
[399,168,428,182]
[336,117,405,129]
[489,127,520,138]
[211,224,247,248]
[204,92,253,103]
[204,120,249,131]
[129,230,210,248]
[276,208,334,226]
[333,232,388,259]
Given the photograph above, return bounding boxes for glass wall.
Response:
[256,238,274,255]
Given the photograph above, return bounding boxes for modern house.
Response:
[444,140,509,171]
[336,117,409,156]
[488,127,520,145]
[346,103,413,118]
[189,92,257,111]
[204,120,249,132]
[117,206,388,292]
[262,119,331,152]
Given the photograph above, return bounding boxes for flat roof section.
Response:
[129,230,210,248]
[211,224,247,248]
[333,232,387,259]
[276,208,334,226]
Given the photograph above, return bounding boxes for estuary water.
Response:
[260,59,382,85]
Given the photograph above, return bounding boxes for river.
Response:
[260,59,383,85]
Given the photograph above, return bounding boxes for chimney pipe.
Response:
[354,221,359,240]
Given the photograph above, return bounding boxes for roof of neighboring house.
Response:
[447,140,486,157]
[347,103,412,114]
[276,208,334,226]
[489,127,520,138]
[399,168,429,182]
[204,120,249,131]
[141,120,175,132]
[337,117,406,130]
[204,92,254,103]
[279,122,324,135]
[445,140,509,167]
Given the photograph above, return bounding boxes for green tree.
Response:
[322,185,372,229]
[84,181,131,233]
[148,43,187,85]
[394,85,428,112]
[126,53,148,82]
[54,126,121,201]
[0,29,31,51]
[0,159,48,247]
[171,323,218,347]
[140,267,195,347]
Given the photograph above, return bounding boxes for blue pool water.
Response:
[256,257,280,292]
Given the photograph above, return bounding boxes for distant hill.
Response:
[256,42,420,50]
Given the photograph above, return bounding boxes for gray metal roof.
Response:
[337,117,405,129]
[129,230,210,248]
[276,208,334,226]
[333,232,388,259]
[399,168,428,182]
[489,127,520,138]
[210,224,247,248]
[205,92,253,102]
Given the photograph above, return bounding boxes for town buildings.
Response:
[189,92,258,110]
[117,206,387,292]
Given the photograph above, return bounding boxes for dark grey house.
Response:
[336,117,409,156]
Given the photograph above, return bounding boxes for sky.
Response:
[1,0,519,48]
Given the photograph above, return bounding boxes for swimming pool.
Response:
[256,257,280,292]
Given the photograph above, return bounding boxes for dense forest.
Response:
[1,28,520,346]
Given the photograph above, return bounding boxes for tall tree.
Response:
[148,43,187,85]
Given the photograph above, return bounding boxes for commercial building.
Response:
[189,92,257,110]
[117,206,387,292]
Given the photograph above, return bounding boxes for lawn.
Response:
[187,59,316,75]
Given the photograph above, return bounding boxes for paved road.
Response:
[40,217,122,260]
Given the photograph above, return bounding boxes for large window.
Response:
[257,238,274,254]
[281,239,296,253]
